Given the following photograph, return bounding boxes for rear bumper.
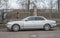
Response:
[5,24,12,30]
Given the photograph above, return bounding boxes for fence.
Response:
[4,9,60,23]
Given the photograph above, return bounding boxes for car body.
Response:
[6,16,56,31]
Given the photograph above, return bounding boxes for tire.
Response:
[44,24,51,31]
[12,24,20,32]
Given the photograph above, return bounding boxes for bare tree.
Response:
[0,0,4,8]
[0,0,1,8]
[17,0,58,10]
[48,0,58,18]
[30,0,37,16]
[27,0,30,10]
[3,0,9,22]
[17,0,28,9]
[0,0,9,9]
[0,0,1,5]
[3,0,8,9]
[58,0,60,10]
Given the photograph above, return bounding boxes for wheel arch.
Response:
[43,23,51,28]
[11,24,20,30]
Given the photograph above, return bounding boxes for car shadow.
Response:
[6,29,56,32]
[20,29,55,31]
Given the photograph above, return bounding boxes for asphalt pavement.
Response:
[0,28,60,38]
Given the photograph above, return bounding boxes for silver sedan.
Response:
[6,16,56,31]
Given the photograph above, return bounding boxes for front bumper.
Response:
[51,24,56,28]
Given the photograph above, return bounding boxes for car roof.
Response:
[28,16,44,17]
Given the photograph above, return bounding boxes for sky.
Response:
[0,0,58,9]
[8,0,20,9]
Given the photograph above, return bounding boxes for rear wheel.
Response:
[44,24,51,31]
[12,24,20,32]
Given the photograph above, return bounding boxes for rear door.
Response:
[34,17,45,28]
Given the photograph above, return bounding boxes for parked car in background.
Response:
[6,16,56,31]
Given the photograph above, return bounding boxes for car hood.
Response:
[47,20,56,22]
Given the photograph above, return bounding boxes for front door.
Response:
[23,17,36,29]
[24,21,36,29]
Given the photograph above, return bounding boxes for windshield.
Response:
[22,17,29,21]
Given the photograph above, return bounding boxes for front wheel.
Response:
[12,24,20,32]
[44,24,51,31]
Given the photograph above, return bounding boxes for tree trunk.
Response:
[28,0,30,10]
[33,7,37,16]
